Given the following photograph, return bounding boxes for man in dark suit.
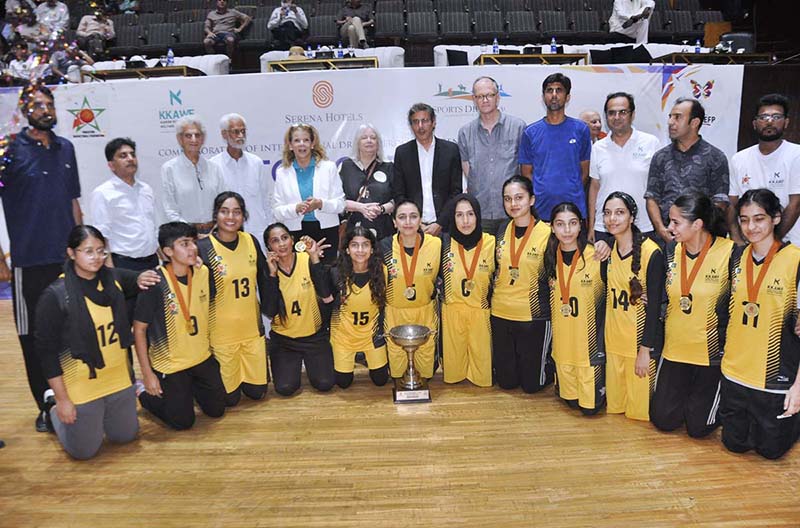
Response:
[393,102,463,235]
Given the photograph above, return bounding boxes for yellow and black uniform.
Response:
[36,268,141,459]
[547,245,606,413]
[134,264,226,430]
[490,219,553,393]
[381,233,441,379]
[440,232,495,387]
[719,243,800,459]
[652,237,733,437]
[198,232,269,405]
[330,267,389,387]
[264,251,335,396]
[602,238,664,421]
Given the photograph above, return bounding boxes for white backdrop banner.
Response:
[0,63,743,252]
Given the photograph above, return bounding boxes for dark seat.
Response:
[562,0,585,13]
[374,11,405,38]
[694,9,725,29]
[473,10,505,39]
[315,3,339,17]
[528,0,556,12]
[674,0,700,11]
[376,0,405,13]
[572,11,605,41]
[239,17,271,51]
[438,0,468,13]
[141,23,179,55]
[108,26,146,57]
[469,0,497,12]
[166,9,199,24]
[500,0,527,14]
[407,0,436,13]
[719,31,754,52]
[406,11,439,39]
[665,9,702,42]
[307,15,338,45]
[111,13,137,28]
[174,21,205,55]
[507,10,538,40]
[440,11,473,38]
[538,10,570,37]
[138,12,166,26]
[648,10,672,42]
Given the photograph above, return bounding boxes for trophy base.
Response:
[393,379,431,404]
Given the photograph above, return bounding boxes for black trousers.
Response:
[12,263,62,411]
[490,316,554,393]
[335,365,390,388]
[224,382,268,407]
[138,355,226,430]
[111,253,159,272]
[651,357,722,438]
[719,378,800,460]
[269,330,335,396]
[271,21,304,50]
[290,221,339,267]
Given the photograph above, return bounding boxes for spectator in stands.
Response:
[34,0,69,34]
[203,0,251,58]
[267,0,308,51]
[7,40,53,82]
[117,0,140,14]
[90,138,159,272]
[0,85,83,433]
[210,113,274,240]
[393,102,463,236]
[519,72,591,222]
[588,92,661,244]
[50,41,94,83]
[5,0,36,21]
[645,97,729,244]
[728,93,800,246]
[15,9,48,49]
[336,0,372,50]
[608,0,654,45]
[579,109,607,144]
[458,76,526,235]
[76,8,115,59]
[161,117,226,234]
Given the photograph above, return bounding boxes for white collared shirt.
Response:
[89,175,158,258]
[417,136,436,223]
[590,127,661,233]
[160,153,226,224]
[210,148,274,241]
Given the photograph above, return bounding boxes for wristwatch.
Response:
[379,204,386,215]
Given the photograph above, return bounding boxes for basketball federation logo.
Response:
[312,81,334,108]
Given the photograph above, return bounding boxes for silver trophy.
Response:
[387,324,433,403]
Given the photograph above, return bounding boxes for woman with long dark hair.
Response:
[720,188,800,459]
[543,202,606,414]
[330,225,389,388]
[263,222,335,396]
[602,191,664,421]
[440,193,495,387]
[491,175,554,393]
[197,191,270,406]
[35,225,144,459]
[651,191,733,437]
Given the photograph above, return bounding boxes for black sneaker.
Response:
[42,389,56,433]
[354,352,367,366]
[35,412,48,433]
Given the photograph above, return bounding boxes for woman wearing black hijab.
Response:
[439,193,496,386]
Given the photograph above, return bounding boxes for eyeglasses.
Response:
[607,109,631,117]
[75,248,109,259]
[755,113,786,122]
[411,118,431,126]
[473,93,497,101]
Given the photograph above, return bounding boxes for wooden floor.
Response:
[1,300,799,527]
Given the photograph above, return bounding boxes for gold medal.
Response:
[744,302,759,318]
[743,241,780,322]
[679,296,692,311]
[465,279,476,291]
[560,303,572,317]
[509,268,520,280]
[404,286,416,300]
[294,241,306,252]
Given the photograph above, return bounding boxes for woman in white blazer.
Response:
[272,123,345,265]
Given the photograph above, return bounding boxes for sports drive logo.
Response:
[68,96,105,137]
[312,81,334,108]
[433,82,512,100]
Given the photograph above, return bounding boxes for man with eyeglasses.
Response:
[210,113,273,241]
[458,76,526,235]
[728,93,800,245]
[645,97,729,244]
[160,117,226,235]
[393,102,462,235]
[588,92,661,244]
[0,85,83,432]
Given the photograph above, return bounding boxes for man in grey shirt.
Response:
[645,97,729,243]
[458,76,526,234]
[204,0,251,57]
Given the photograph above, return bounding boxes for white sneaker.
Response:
[134,379,145,397]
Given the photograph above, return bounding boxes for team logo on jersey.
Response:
[766,277,784,296]
[580,272,593,286]
[423,262,434,275]
[216,264,227,277]
[666,261,676,286]
[768,171,784,186]
[301,277,312,290]
[479,260,490,272]
[199,289,208,302]
[704,268,720,283]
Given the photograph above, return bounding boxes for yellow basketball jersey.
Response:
[549,245,605,367]
[60,290,132,405]
[272,251,323,339]
[331,269,386,352]
[604,238,660,358]
[663,237,733,366]
[491,219,551,321]
[148,265,212,374]
[441,233,495,310]
[384,234,441,308]
[722,243,800,391]
[206,233,263,346]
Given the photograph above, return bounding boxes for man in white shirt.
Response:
[161,117,226,233]
[588,91,661,242]
[267,0,308,50]
[210,113,273,241]
[729,93,800,245]
[34,0,69,33]
[608,0,654,45]
[90,137,159,271]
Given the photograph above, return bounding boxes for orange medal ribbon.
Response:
[399,234,421,294]
[556,245,581,316]
[165,264,193,330]
[509,221,535,276]
[457,236,484,289]
[744,240,781,314]
[679,234,713,309]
